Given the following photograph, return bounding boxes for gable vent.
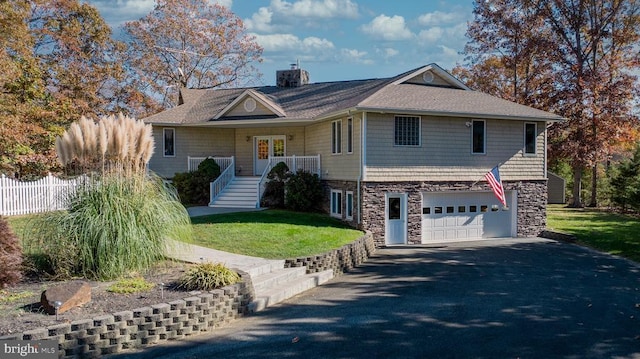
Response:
[277,63,309,88]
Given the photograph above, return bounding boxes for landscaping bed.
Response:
[0,261,191,337]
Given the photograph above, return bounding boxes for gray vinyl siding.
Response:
[305,115,362,181]
[225,100,274,117]
[365,113,546,181]
[148,126,234,178]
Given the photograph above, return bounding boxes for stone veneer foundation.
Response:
[325,180,548,247]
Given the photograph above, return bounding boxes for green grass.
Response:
[107,277,155,294]
[8,209,363,263]
[547,204,640,262]
[0,290,34,305]
[190,210,363,259]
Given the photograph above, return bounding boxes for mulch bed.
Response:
[0,261,198,337]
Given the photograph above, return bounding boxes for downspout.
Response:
[544,122,549,179]
[358,111,367,225]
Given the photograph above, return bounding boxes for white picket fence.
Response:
[0,174,86,216]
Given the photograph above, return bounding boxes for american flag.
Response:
[485,166,506,206]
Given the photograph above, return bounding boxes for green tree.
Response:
[611,144,640,211]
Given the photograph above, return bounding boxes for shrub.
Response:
[178,262,240,291]
[261,162,289,208]
[25,173,192,280]
[285,170,324,212]
[26,114,192,281]
[0,216,22,287]
[173,158,220,205]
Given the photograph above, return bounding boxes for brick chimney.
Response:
[276,62,309,87]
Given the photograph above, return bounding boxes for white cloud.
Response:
[245,7,278,32]
[253,33,335,53]
[360,14,413,41]
[89,0,155,26]
[340,48,373,64]
[417,11,465,26]
[246,0,359,33]
[89,0,233,29]
[270,0,358,19]
[418,27,444,43]
[376,47,399,59]
[213,0,233,8]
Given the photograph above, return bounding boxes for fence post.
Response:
[47,173,54,211]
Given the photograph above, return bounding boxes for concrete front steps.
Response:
[168,240,334,313]
[248,265,334,313]
[210,177,260,208]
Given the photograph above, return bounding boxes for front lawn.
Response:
[189,210,363,259]
[547,204,640,262]
[7,210,363,261]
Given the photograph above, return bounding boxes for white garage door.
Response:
[422,191,515,243]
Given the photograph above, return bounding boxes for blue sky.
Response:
[87,0,476,85]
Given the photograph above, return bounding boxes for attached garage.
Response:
[422,191,517,243]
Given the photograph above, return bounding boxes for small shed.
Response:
[547,171,566,204]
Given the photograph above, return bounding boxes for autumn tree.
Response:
[0,0,57,177]
[123,0,263,107]
[0,0,138,178]
[458,0,640,207]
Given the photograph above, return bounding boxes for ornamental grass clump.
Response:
[178,262,240,291]
[25,114,192,280]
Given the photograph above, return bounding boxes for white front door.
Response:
[385,193,407,245]
[254,136,286,175]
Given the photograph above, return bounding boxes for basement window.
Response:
[331,190,342,218]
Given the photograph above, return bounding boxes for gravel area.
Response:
[0,261,199,337]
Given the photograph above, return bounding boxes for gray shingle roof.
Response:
[143,65,563,125]
[360,83,563,121]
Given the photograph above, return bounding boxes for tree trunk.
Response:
[569,166,583,207]
[588,163,598,207]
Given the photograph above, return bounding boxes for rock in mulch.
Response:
[40,281,91,315]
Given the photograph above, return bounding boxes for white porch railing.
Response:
[257,155,321,208]
[209,156,235,205]
[188,156,234,172]
[0,174,87,216]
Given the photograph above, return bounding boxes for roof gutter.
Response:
[145,106,565,127]
[351,107,566,123]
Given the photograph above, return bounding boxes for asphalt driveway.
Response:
[116,238,640,359]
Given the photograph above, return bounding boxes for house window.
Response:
[472,120,485,154]
[163,128,175,157]
[395,116,421,146]
[524,123,537,155]
[347,118,353,154]
[331,120,342,154]
[346,191,354,220]
[331,190,343,218]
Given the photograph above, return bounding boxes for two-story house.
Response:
[143,63,563,247]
